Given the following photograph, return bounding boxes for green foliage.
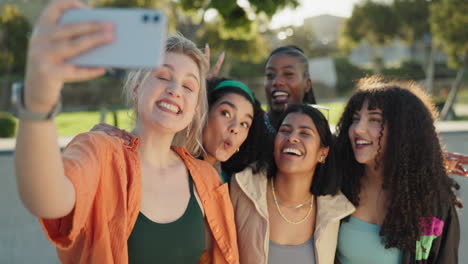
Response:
[392,0,431,43]
[0,112,16,138]
[381,60,426,80]
[340,0,399,50]
[430,0,468,67]
[334,56,371,95]
[277,26,320,57]
[0,5,31,74]
[199,21,269,63]
[229,59,264,79]
[91,0,162,8]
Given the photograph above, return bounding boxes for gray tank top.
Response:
[268,238,316,264]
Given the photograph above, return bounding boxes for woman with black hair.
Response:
[335,77,460,264]
[231,104,354,264]
[202,77,270,183]
[263,45,317,133]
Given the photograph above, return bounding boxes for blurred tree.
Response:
[274,25,337,58]
[0,5,31,110]
[392,0,438,93]
[430,0,468,120]
[339,0,399,73]
[0,4,31,74]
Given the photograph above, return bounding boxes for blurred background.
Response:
[0,0,466,263]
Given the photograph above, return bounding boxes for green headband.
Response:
[213,80,255,103]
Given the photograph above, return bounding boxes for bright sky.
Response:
[270,0,363,29]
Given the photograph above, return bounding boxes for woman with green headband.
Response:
[202,77,269,183]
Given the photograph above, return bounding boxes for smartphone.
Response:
[59,8,167,69]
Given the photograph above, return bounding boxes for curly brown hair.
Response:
[335,76,459,250]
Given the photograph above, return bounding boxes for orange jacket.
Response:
[39,132,239,264]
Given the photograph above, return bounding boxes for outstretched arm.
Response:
[14,0,113,219]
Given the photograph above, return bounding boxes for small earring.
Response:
[237,148,240,152]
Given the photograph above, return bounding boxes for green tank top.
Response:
[127,175,205,263]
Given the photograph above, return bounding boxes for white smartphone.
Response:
[59,8,167,69]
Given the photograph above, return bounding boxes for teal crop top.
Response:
[337,216,403,264]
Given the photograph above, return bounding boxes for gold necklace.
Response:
[270,178,314,225]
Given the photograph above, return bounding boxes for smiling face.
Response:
[135,52,201,134]
[348,100,388,167]
[264,54,311,113]
[274,112,329,175]
[202,93,254,163]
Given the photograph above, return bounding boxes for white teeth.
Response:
[158,102,179,113]
[356,139,372,145]
[273,91,289,97]
[282,148,302,156]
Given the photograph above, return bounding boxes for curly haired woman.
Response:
[335,77,460,264]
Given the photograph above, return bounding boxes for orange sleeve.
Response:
[39,132,108,250]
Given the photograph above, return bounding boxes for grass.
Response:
[55,109,134,136]
[321,102,346,126]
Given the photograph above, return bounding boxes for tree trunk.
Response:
[425,44,436,94]
[99,106,108,124]
[371,45,383,74]
[440,56,468,120]
[0,66,13,112]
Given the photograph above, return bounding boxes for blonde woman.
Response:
[14,1,238,263]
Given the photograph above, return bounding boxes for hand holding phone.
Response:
[59,8,167,69]
[24,0,113,113]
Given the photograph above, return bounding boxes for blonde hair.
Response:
[123,34,208,157]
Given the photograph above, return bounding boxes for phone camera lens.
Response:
[153,15,159,22]
[142,14,149,23]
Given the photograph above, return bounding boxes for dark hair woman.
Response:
[263,45,317,133]
[202,77,269,183]
[335,77,460,264]
[231,104,353,264]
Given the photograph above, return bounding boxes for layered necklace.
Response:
[270,178,314,225]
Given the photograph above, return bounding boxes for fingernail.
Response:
[101,22,114,31]
[103,32,114,40]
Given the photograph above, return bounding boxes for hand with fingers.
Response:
[445,152,468,177]
[205,43,225,79]
[24,0,114,113]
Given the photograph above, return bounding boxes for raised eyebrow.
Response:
[218,101,237,110]
[368,111,383,116]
